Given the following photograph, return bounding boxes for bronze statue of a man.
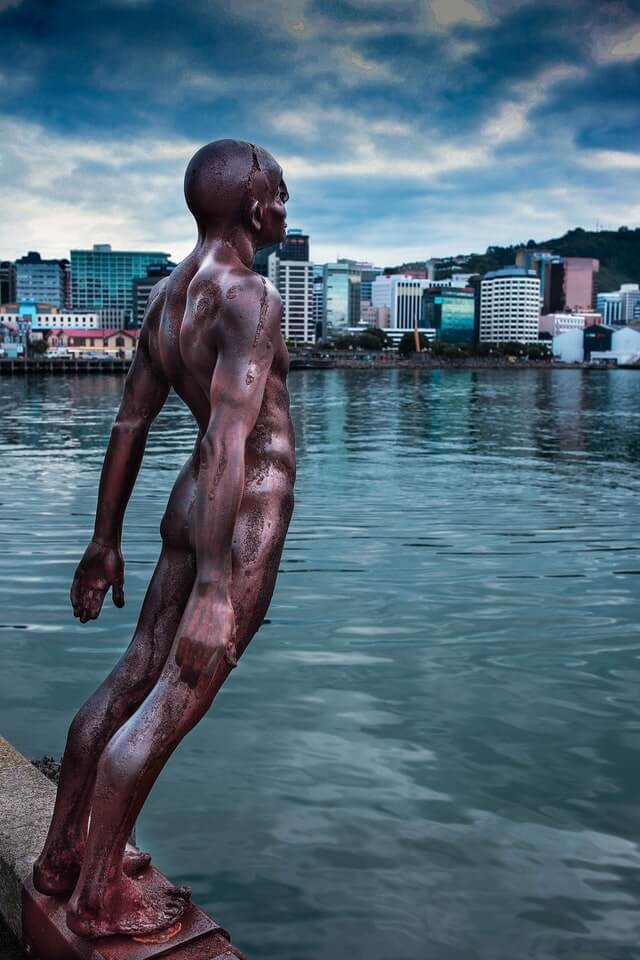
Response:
[32,139,295,939]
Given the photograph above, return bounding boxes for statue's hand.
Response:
[70,539,125,623]
[175,586,237,688]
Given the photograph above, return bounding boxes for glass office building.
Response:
[71,244,171,328]
[422,289,476,344]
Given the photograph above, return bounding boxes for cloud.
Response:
[428,0,488,28]
[597,27,640,63]
[578,149,640,171]
[0,0,638,268]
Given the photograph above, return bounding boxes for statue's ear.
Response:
[249,199,263,234]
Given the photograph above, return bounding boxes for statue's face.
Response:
[256,169,289,248]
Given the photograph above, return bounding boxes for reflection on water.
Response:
[1,369,640,960]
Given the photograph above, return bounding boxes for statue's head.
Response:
[184,139,288,249]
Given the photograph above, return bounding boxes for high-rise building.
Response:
[15,252,66,307]
[268,252,314,343]
[597,284,640,325]
[322,261,363,337]
[516,250,599,314]
[516,249,564,314]
[479,268,540,343]
[0,262,16,305]
[370,275,440,344]
[563,257,599,311]
[280,229,309,261]
[313,271,325,340]
[71,244,171,328]
[253,242,281,277]
[253,230,309,277]
[132,262,176,328]
[422,288,476,345]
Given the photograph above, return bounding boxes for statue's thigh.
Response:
[230,495,292,657]
[101,545,196,707]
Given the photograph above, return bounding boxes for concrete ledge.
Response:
[0,737,247,959]
[0,736,56,941]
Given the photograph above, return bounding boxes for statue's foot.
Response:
[33,853,78,896]
[123,845,152,878]
[66,875,191,939]
[33,846,152,897]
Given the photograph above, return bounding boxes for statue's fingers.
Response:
[112,580,125,608]
[179,657,197,688]
[175,636,186,666]
[70,577,81,610]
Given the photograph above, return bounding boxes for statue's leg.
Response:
[33,544,195,896]
[65,501,290,939]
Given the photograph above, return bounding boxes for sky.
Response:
[0,0,639,267]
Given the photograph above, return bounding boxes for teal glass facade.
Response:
[422,289,476,344]
[71,247,171,327]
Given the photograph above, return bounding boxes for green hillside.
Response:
[450,227,640,293]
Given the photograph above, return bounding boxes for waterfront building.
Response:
[552,329,584,363]
[71,244,171,328]
[0,262,16,305]
[583,324,614,360]
[590,326,640,365]
[132,262,176,328]
[539,311,602,337]
[0,303,101,329]
[597,284,640,325]
[422,288,476,345]
[15,252,66,308]
[268,252,314,343]
[45,327,140,359]
[479,268,540,344]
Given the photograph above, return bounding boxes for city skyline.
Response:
[1,0,639,266]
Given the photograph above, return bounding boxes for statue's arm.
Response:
[175,277,280,686]
[71,311,170,622]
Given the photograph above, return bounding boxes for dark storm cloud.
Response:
[0,0,639,263]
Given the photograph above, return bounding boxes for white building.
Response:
[590,326,640,365]
[0,304,102,329]
[552,329,584,363]
[539,311,602,337]
[268,253,314,343]
[479,268,540,344]
[597,284,640,326]
[370,275,444,345]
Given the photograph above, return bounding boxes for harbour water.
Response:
[1,369,639,960]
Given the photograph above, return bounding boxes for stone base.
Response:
[0,737,245,960]
[23,872,241,960]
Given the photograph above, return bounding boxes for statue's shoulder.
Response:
[191,266,281,324]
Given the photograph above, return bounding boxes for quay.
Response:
[0,355,335,375]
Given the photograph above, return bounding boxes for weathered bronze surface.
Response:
[31,140,295,940]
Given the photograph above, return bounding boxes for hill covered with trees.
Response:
[463,227,639,293]
[395,227,640,293]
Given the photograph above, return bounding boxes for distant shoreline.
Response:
[0,357,635,375]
